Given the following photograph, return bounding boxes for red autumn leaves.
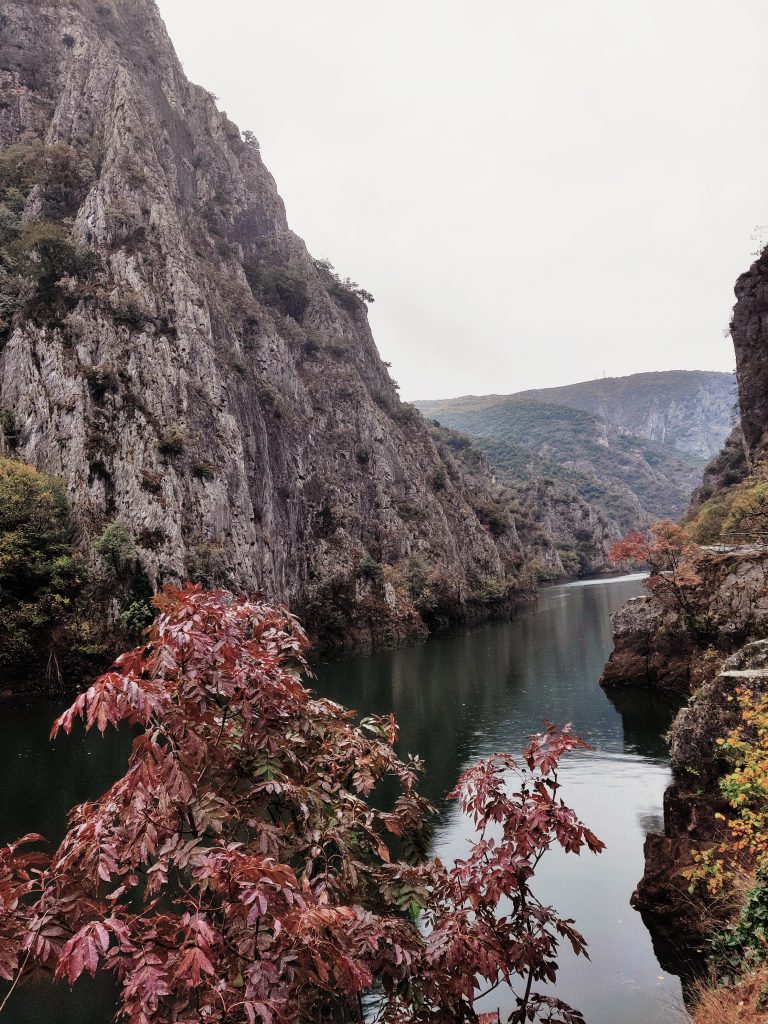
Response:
[0,584,602,1024]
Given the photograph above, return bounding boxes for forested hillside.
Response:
[417,371,735,532]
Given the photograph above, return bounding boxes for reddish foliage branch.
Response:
[610,520,709,639]
[0,584,603,1024]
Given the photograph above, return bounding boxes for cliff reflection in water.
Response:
[314,575,684,1024]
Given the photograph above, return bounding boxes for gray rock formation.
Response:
[0,0,531,648]
[732,248,768,464]
[600,549,768,694]
[632,642,768,964]
[510,477,620,579]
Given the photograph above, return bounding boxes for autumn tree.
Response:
[0,585,603,1024]
[610,520,709,640]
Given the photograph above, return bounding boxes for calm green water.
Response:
[0,574,684,1023]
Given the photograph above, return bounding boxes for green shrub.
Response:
[93,522,138,575]
[111,289,150,329]
[118,598,154,636]
[473,499,510,537]
[0,220,97,336]
[187,543,229,587]
[82,364,117,401]
[0,407,17,448]
[192,460,216,481]
[473,576,508,602]
[358,554,382,581]
[246,265,309,321]
[0,457,83,671]
[158,425,186,457]
[430,465,447,491]
[711,871,768,983]
[328,280,359,313]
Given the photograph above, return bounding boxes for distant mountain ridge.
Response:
[514,371,735,459]
[416,371,736,533]
[419,370,735,461]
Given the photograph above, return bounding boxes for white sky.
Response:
[156,0,768,401]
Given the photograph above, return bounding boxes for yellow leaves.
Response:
[691,688,768,890]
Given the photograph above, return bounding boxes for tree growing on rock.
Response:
[0,585,603,1024]
[610,520,710,641]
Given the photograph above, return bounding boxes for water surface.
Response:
[0,574,683,1023]
[312,574,684,1024]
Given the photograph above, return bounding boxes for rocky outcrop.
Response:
[599,596,693,693]
[600,550,768,694]
[732,248,768,464]
[0,0,533,650]
[632,642,768,964]
[511,477,619,579]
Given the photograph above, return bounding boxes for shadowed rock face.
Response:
[732,247,768,465]
[599,596,693,694]
[632,643,768,972]
[0,0,532,648]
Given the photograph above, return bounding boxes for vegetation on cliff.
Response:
[0,0,536,656]
[0,455,157,689]
[0,584,603,1024]
[416,371,735,538]
[686,459,768,545]
[0,456,82,680]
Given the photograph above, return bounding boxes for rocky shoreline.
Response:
[600,551,768,981]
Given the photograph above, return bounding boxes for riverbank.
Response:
[599,547,768,1017]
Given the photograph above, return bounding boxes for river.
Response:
[0,573,684,1023]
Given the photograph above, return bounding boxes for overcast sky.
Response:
[156,0,768,401]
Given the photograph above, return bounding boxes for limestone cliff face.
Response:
[732,247,768,464]
[600,550,768,694]
[633,642,768,963]
[0,0,529,647]
[600,551,768,968]
[511,477,619,579]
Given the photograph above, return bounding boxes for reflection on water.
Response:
[0,575,682,1024]
[314,576,684,1024]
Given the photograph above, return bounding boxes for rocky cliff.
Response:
[600,551,768,971]
[507,476,619,579]
[0,0,531,650]
[732,248,768,465]
[600,549,768,694]
[598,246,768,981]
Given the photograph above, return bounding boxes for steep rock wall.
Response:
[0,0,529,648]
[732,247,768,464]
